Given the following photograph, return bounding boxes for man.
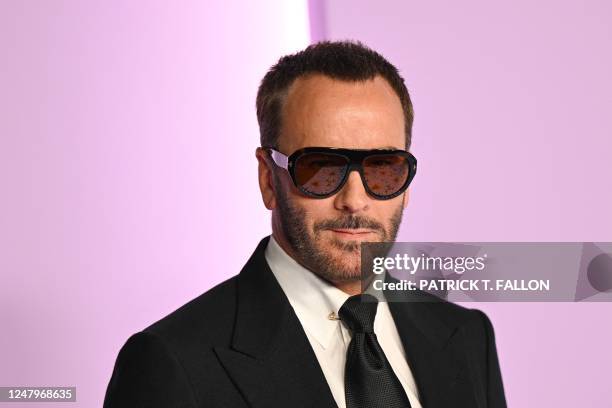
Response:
[104,41,506,408]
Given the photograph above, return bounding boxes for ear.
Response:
[255,147,277,210]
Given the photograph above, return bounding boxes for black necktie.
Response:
[339,294,412,408]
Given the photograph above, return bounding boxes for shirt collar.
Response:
[265,235,350,349]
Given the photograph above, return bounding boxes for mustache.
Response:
[314,215,385,233]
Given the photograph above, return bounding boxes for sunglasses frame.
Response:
[263,146,417,200]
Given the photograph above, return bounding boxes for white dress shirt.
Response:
[265,235,422,408]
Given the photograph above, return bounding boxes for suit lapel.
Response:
[385,278,482,408]
[214,237,337,408]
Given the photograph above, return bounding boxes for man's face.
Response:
[258,74,409,285]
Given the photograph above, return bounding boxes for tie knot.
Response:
[338,294,379,333]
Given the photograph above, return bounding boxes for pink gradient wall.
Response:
[1,1,610,407]
[320,0,612,406]
[1,1,309,406]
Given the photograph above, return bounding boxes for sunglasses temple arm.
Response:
[268,149,289,170]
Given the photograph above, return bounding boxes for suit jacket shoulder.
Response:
[104,276,245,408]
[145,276,238,350]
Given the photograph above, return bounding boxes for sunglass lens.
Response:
[294,153,348,196]
[363,154,410,197]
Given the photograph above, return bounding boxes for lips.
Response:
[329,228,376,236]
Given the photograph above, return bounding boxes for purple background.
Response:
[1,1,611,406]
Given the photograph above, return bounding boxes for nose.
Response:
[333,170,370,214]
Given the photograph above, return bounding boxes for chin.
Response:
[327,249,362,274]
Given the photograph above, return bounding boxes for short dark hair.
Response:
[256,40,414,150]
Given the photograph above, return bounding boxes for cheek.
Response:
[291,195,336,226]
[375,199,404,223]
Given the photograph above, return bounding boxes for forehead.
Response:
[279,74,405,153]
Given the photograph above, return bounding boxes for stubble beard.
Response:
[274,175,404,284]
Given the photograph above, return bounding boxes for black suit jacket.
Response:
[104,236,507,407]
